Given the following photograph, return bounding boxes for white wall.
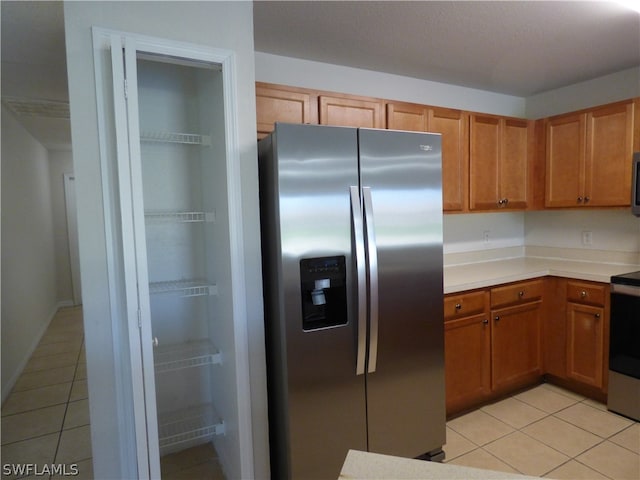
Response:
[444,212,525,254]
[1,105,59,400]
[526,66,640,119]
[525,210,640,260]
[48,149,75,305]
[255,51,526,117]
[64,2,266,479]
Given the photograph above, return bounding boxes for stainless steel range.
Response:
[608,271,640,421]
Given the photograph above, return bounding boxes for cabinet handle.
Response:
[482,319,489,325]
[152,337,159,348]
[494,315,500,322]
[581,290,587,298]
[455,303,462,310]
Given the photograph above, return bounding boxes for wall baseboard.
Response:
[1,304,62,404]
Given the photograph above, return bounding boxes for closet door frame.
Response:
[92,27,251,479]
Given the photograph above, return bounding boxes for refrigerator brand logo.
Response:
[419,144,433,151]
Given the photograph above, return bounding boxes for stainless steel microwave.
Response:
[634,152,640,217]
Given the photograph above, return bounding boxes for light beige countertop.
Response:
[339,450,538,479]
[444,254,640,294]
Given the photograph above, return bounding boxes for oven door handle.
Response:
[611,283,640,297]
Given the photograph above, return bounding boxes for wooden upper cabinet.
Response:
[469,114,530,211]
[501,119,530,209]
[386,101,428,131]
[319,94,384,128]
[586,101,635,206]
[431,108,469,212]
[387,102,468,211]
[255,83,317,139]
[546,100,635,207]
[545,113,586,207]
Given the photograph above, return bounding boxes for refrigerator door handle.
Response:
[350,186,367,376]
[363,186,379,374]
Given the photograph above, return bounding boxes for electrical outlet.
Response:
[483,230,490,243]
[581,230,593,246]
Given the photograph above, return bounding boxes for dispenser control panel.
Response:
[300,256,347,331]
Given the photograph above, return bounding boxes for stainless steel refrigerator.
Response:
[258,123,445,479]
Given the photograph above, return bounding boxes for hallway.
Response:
[1,306,92,479]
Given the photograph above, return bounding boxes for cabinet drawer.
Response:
[491,279,544,309]
[567,281,606,306]
[444,291,487,319]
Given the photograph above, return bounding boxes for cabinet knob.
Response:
[494,315,500,322]
[497,199,504,206]
[577,196,583,203]
[595,313,601,319]
[455,303,462,310]
[483,319,489,325]
[581,290,587,298]
[519,290,525,297]
[584,196,590,203]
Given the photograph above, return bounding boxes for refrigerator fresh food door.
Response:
[259,123,368,479]
[358,128,446,458]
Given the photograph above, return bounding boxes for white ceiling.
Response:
[253,0,640,96]
[2,1,640,149]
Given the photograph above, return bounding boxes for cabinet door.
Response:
[566,303,605,388]
[256,84,314,139]
[545,113,586,207]
[491,301,542,392]
[470,114,500,210]
[386,102,427,131]
[431,108,468,212]
[444,314,491,414]
[319,94,384,128]
[586,101,634,206]
[500,119,530,209]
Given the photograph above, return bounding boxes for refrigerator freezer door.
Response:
[260,123,368,479]
[358,128,446,458]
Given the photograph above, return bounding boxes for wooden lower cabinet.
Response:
[566,302,605,388]
[445,277,611,416]
[444,281,543,415]
[444,314,491,414]
[491,301,542,392]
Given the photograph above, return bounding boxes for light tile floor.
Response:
[1,306,92,479]
[4,307,638,479]
[445,383,640,479]
[1,307,225,480]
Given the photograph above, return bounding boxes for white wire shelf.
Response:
[154,340,222,373]
[144,211,215,223]
[149,280,218,297]
[158,404,225,452]
[140,131,211,146]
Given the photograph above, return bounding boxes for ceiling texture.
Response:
[2,1,640,149]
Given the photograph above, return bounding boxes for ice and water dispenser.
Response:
[300,256,348,331]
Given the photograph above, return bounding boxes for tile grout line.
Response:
[51,326,86,469]
[446,385,639,479]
